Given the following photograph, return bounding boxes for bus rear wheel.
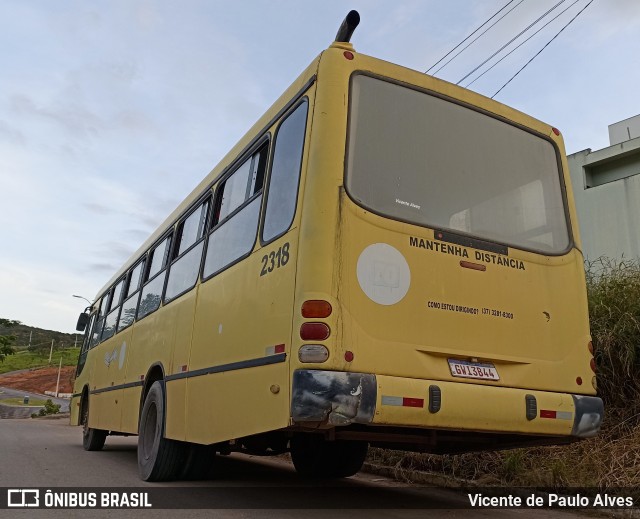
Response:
[81,396,107,451]
[290,434,368,478]
[138,381,185,481]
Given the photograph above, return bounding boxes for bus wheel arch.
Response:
[80,386,107,451]
[139,363,166,422]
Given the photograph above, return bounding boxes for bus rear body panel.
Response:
[291,46,601,449]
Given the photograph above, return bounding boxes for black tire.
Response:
[138,381,186,481]
[81,395,107,451]
[178,443,216,480]
[290,434,368,478]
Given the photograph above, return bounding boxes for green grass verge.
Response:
[0,347,80,374]
[0,398,47,407]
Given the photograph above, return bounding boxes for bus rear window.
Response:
[346,75,570,254]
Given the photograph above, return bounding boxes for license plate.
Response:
[448,359,499,381]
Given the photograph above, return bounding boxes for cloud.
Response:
[83,202,115,215]
[125,229,152,241]
[0,119,25,145]
[87,262,120,273]
[10,93,104,139]
[99,241,136,261]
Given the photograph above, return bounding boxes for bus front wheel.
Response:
[138,381,185,481]
[81,395,107,451]
[290,434,368,478]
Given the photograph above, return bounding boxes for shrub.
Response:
[586,258,640,416]
[31,399,61,418]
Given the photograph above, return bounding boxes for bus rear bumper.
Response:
[291,369,604,439]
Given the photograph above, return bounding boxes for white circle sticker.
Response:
[356,243,411,305]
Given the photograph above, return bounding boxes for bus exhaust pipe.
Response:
[335,10,360,43]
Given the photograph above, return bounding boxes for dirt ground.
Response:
[0,366,75,395]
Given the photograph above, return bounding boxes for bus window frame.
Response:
[343,71,575,257]
[101,275,126,342]
[260,97,309,247]
[124,257,146,300]
[89,299,106,350]
[136,230,173,321]
[163,192,213,305]
[116,256,146,333]
[201,137,270,283]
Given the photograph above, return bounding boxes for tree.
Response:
[0,318,21,363]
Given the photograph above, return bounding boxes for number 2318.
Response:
[260,243,290,276]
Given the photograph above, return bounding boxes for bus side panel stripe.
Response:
[89,353,287,394]
[166,353,287,382]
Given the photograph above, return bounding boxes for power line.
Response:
[428,0,525,76]
[457,0,567,85]
[464,0,583,89]
[491,0,593,98]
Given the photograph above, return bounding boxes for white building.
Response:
[567,115,640,261]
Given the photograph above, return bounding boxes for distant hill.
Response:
[0,320,80,352]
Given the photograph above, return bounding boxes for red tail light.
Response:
[300,323,330,341]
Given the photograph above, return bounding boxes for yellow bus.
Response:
[72,11,603,481]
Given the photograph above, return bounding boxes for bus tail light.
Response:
[301,300,332,318]
[588,341,593,354]
[300,323,330,341]
[590,358,596,373]
[299,345,329,363]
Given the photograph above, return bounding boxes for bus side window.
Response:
[76,312,96,376]
[81,314,96,355]
[203,145,267,278]
[118,258,146,332]
[90,294,109,348]
[262,99,308,243]
[101,277,125,342]
[165,198,211,302]
[137,234,172,320]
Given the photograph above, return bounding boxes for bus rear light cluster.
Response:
[301,300,332,318]
[300,322,330,341]
[299,345,329,363]
[590,358,597,373]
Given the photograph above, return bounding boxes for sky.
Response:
[1,0,639,334]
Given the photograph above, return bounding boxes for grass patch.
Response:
[369,413,640,488]
[0,347,80,374]
[0,397,46,407]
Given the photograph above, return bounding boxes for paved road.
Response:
[0,417,590,519]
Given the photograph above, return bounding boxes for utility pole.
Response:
[55,356,62,397]
[48,339,54,365]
